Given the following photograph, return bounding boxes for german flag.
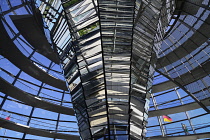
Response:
[5,115,11,120]
[163,115,172,122]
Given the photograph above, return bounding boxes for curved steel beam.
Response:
[0,77,75,115]
[153,61,210,93]
[155,68,210,114]
[149,97,210,117]
[147,132,210,140]
[0,118,79,139]
[0,20,68,91]
[157,14,210,69]
[10,14,60,64]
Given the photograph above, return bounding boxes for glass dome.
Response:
[0,0,209,139]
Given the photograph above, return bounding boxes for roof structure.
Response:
[0,0,209,139]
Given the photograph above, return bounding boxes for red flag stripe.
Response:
[5,116,10,120]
